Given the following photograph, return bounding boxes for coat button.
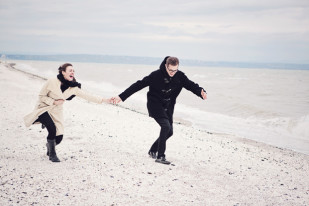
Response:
[164,78,170,83]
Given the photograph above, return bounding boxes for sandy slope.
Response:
[0,63,308,206]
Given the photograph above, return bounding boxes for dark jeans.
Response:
[149,117,173,158]
[37,112,63,145]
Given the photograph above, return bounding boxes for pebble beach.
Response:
[0,62,308,206]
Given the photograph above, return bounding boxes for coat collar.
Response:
[160,56,171,79]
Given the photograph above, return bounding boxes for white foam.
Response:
[175,103,309,154]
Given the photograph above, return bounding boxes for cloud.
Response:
[0,0,308,63]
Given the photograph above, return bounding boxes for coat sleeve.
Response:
[118,74,151,102]
[38,79,55,106]
[183,74,205,99]
[75,88,103,104]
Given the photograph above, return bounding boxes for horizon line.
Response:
[1,53,309,70]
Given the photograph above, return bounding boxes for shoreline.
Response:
[0,61,308,205]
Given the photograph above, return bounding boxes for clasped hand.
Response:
[101,97,122,104]
[53,99,64,105]
[110,96,122,104]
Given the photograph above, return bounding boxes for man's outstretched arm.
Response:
[183,74,207,100]
[112,74,151,104]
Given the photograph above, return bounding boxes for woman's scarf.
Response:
[57,74,81,100]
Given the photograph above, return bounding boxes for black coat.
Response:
[119,56,205,121]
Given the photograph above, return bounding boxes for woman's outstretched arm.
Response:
[75,88,111,104]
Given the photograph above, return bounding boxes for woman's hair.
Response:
[58,63,76,82]
[166,57,179,66]
[58,63,73,75]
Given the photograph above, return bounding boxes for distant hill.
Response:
[1,54,308,70]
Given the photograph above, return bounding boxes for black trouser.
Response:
[149,117,173,158]
[37,112,63,145]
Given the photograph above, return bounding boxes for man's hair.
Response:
[166,57,179,66]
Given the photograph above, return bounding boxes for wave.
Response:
[175,103,309,154]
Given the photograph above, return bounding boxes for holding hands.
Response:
[107,89,205,105]
[111,96,122,104]
[100,97,122,104]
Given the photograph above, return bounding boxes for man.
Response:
[112,56,207,164]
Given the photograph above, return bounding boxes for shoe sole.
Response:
[155,160,171,165]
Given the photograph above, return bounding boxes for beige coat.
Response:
[24,77,102,136]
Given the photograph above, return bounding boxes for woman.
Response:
[24,63,110,162]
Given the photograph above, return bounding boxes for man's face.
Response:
[165,64,178,77]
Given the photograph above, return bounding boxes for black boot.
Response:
[47,139,60,162]
[47,137,62,156]
[46,142,49,156]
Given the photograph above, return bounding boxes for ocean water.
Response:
[11,60,309,155]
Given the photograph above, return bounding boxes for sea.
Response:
[9,59,309,155]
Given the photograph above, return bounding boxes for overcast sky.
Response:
[0,0,308,63]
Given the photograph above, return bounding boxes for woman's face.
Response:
[62,66,75,81]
